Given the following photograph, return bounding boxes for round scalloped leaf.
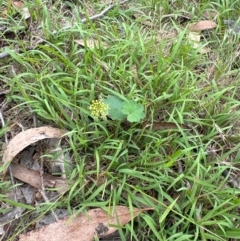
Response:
[121,100,145,122]
[103,95,126,121]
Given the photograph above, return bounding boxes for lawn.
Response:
[0,0,240,240]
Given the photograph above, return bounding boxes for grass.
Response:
[1,0,240,240]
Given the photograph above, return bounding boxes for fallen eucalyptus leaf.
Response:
[19,206,152,241]
[11,162,71,194]
[188,20,217,32]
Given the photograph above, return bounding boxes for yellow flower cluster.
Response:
[89,100,109,119]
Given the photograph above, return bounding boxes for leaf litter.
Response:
[1,0,240,240]
[187,20,217,54]
[1,124,151,240]
[2,126,65,177]
[10,161,71,194]
[1,126,72,194]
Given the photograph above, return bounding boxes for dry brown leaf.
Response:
[2,126,66,178]
[188,20,217,32]
[11,162,71,194]
[75,39,109,49]
[12,1,30,19]
[12,1,25,8]
[19,206,152,241]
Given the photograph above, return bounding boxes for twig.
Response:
[0,109,18,202]
[0,0,131,59]
[39,154,59,222]
[0,109,23,240]
[81,0,130,23]
[38,188,59,222]
[0,110,8,145]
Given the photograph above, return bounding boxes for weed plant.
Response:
[1,0,240,240]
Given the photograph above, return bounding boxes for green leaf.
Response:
[1,198,35,210]
[159,197,178,223]
[121,100,145,122]
[103,95,126,120]
[216,228,240,239]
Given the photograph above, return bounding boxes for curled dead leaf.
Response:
[19,206,153,241]
[2,127,66,178]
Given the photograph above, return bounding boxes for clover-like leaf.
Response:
[103,95,126,121]
[121,100,145,122]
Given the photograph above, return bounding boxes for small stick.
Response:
[38,189,59,222]
[39,153,59,222]
[81,0,130,23]
[0,0,131,59]
[0,109,24,239]
[0,109,18,202]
